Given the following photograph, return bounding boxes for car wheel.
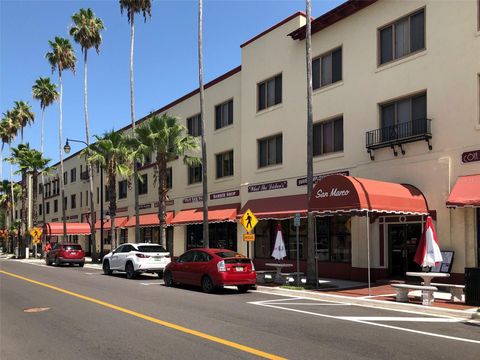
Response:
[54,257,61,266]
[45,258,51,266]
[201,276,214,293]
[125,262,137,279]
[237,285,250,293]
[78,262,84,267]
[164,271,174,287]
[103,260,112,275]
[156,271,164,279]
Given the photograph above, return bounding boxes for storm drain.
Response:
[23,307,51,313]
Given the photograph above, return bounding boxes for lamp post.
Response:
[64,138,100,261]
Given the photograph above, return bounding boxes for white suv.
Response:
[102,243,171,279]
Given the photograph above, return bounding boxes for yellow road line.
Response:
[0,270,286,360]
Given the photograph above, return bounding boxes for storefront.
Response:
[43,222,92,250]
[124,212,174,253]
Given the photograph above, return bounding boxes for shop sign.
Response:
[297,171,349,186]
[139,203,152,210]
[117,207,128,213]
[248,181,287,193]
[461,149,480,164]
[67,215,79,220]
[154,200,174,207]
[183,195,203,204]
[315,187,350,199]
[243,234,255,242]
[210,190,239,200]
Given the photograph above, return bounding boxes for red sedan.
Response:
[164,248,256,293]
[45,243,85,267]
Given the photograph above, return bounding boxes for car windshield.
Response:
[137,245,167,253]
[64,245,82,251]
[215,251,245,259]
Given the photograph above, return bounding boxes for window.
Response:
[258,134,282,168]
[313,47,342,90]
[63,172,68,185]
[54,199,58,213]
[39,184,43,195]
[120,229,128,244]
[71,194,76,209]
[119,180,128,199]
[96,187,99,204]
[186,223,237,251]
[257,74,282,111]
[39,204,43,216]
[188,164,202,185]
[216,150,234,178]
[138,174,148,195]
[380,92,427,141]
[316,216,351,263]
[187,114,201,137]
[166,167,173,189]
[63,197,67,210]
[105,186,110,202]
[103,230,111,245]
[80,192,83,207]
[137,153,151,168]
[193,251,213,262]
[85,190,88,207]
[70,168,76,182]
[215,99,233,129]
[313,117,344,156]
[46,202,50,214]
[379,9,425,65]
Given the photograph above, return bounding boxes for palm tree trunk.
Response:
[41,108,46,252]
[157,155,167,249]
[21,170,27,257]
[129,11,140,244]
[198,0,209,247]
[108,168,117,249]
[305,0,316,284]
[59,70,67,242]
[83,49,97,261]
[9,157,16,253]
[32,173,38,226]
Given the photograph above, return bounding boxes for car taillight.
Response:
[251,261,255,271]
[136,253,150,258]
[217,260,226,272]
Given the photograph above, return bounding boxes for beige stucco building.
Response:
[20,0,480,283]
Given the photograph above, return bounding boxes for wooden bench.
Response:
[392,284,438,306]
[426,282,465,302]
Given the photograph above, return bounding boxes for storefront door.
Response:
[389,223,422,276]
[477,209,480,267]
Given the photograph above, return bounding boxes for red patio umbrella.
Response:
[414,216,443,269]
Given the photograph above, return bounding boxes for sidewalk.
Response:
[256,279,480,321]
[0,253,102,269]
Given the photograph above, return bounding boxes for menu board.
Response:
[431,251,454,273]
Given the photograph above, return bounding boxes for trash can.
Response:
[465,267,480,306]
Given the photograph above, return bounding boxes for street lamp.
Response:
[63,138,103,260]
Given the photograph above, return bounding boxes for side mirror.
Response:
[112,250,116,255]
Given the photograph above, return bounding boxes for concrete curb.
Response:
[255,286,479,320]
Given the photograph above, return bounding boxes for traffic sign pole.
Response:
[294,213,301,285]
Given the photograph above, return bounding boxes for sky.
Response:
[1,0,344,179]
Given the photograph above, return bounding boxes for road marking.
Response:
[251,302,480,344]
[337,316,461,322]
[139,282,160,286]
[264,303,350,306]
[0,270,286,360]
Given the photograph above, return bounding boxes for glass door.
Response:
[389,223,422,276]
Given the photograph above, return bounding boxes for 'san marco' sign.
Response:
[315,188,350,199]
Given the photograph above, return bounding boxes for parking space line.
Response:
[337,316,461,322]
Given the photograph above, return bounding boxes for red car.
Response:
[46,243,85,267]
[164,248,256,293]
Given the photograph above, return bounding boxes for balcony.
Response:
[80,171,90,181]
[365,118,432,160]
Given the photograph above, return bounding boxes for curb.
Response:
[255,285,479,320]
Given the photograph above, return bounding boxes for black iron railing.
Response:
[80,171,90,181]
[366,118,432,150]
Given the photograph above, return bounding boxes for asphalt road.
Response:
[1,259,479,360]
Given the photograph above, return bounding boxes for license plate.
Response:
[235,267,243,272]
[153,257,161,261]
[71,252,76,255]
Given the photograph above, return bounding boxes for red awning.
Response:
[44,222,92,236]
[309,175,428,215]
[238,194,308,220]
[95,216,129,230]
[446,174,480,207]
[124,212,174,227]
[171,205,239,226]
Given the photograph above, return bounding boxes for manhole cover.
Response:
[23,307,50,313]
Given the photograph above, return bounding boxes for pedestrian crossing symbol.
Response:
[30,227,42,243]
[240,209,258,233]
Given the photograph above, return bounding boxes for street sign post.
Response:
[240,209,258,258]
[243,234,255,242]
[294,213,301,285]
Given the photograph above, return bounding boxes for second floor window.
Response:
[46,201,50,214]
[138,174,148,195]
[54,199,58,213]
[71,194,76,209]
[258,134,282,168]
[187,114,201,137]
[63,196,67,210]
[379,9,425,65]
[166,167,173,189]
[258,74,282,111]
[313,47,342,90]
[63,172,68,185]
[215,100,233,129]
[188,164,202,185]
[70,168,76,182]
[216,150,234,178]
[313,117,344,156]
[119,180,128,199]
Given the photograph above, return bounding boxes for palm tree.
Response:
[70,8,104,261]
[32,77,58,230]
[0,180,20,252]
[83,130,133,250]
[12,101,35,143]
[132,114,200,248]
[305,0,316,284]
[197,0,208,247]
[46,36,76,241]
[119,0,152,244]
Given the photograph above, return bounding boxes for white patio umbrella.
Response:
[414,216,443,269]
[271,223,286,260]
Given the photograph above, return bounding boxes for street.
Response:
[1,259,479,360]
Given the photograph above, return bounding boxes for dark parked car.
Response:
[46,243,85,267]
[164,248,256,293]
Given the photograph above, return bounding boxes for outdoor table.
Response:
[406,272,450,286]
[265,263,293,283]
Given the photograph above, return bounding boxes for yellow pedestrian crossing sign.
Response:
[240,209,258,233]
[30,227,42,242]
